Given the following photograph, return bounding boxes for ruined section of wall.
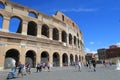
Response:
[0,0,85,69]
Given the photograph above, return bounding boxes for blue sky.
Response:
[11,0,120,53]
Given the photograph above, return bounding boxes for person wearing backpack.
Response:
[17,62,24,77]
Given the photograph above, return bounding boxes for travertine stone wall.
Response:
[0,0,85,69]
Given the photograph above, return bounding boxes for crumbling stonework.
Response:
[0,0,85,69]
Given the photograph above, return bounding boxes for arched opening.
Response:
[25,50,36,68]
[53,28,59,40]
[62,53,68,66]
[28,12,37,18]
[69,33,72,45]
[41,51,49,63]
[4,49,20,69]
[53,52,60,67]
[62,31,67,43]
[70,54,74,66]
[41,24,49,38]
[0,2,5,9]
[9,16,22,33]
[27,21,37,36]
[0,14,3,29]
[75,55,78,62]
[74,36,76,45]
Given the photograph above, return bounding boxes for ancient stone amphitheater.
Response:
[0,0,85,69]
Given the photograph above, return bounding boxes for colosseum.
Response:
[0,0,85,69]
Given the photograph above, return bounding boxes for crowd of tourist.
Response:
[6,58,116,79]
[6,62,51,79]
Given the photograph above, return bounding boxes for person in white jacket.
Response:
[78,60,82,72]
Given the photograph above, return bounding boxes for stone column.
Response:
[49,28,53,40]
[2,17,10,32]
[37,24,42,38]
[68,54,70,66]
[21,21,28,35]
[66,33,69,46]
[59,30,62,42]
[19,54,25,65]
[72,36,74,48]
[60,53,63,67]
[36,47,41,63]
[19,44,26,64]
[73,54,75,62]
[0,45,6,70]
[49,52,53,67]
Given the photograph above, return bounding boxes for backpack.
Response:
[19,64,24,69]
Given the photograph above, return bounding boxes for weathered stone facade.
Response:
[0,0,85,69]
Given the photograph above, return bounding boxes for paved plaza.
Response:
[0,64,120,80]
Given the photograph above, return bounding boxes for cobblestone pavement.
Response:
[0,64,120,80]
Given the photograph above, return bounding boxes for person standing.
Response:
[25,63,31,75]
[36,63,40,72]
[91,58,96,72]
[17,62,24,77]
[78,60,82,72]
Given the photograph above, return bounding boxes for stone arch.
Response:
[28,12,37,18]
[25,50,36,68]
[4,49,20,69]
[70,54,74,66]
[53,28,59,40]
[62,31,67,43]
[27,21,37,36]
[41,51,49,63]
[0,1,5,9]
[41,24,49,38]
[74,36,76,45]
[53,52,60,67]
[0,14,3,29]
[9,16,22,33]
[62,53,68,66]
[75,55,78,62]
[69,33,72,45]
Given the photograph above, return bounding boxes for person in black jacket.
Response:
[91,58,96,72]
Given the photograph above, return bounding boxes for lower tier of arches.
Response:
[0,48,84,69]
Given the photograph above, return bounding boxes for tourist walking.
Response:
[17,62,24,77]
[47,62,51,72]
[25,63,31,75]
[87,60,92,72]
[36,63,40,72]
[91,58,96,72]
[77,60,82,72]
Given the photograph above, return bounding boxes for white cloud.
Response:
[89,42,95,45]
[53,8,96,12]
[84,48,97,54]
[115,42,120,47]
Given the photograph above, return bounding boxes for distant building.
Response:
[106,46,120,59]
[97,45,120,61]
[97,48,106,61]
[94,53,99,61]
